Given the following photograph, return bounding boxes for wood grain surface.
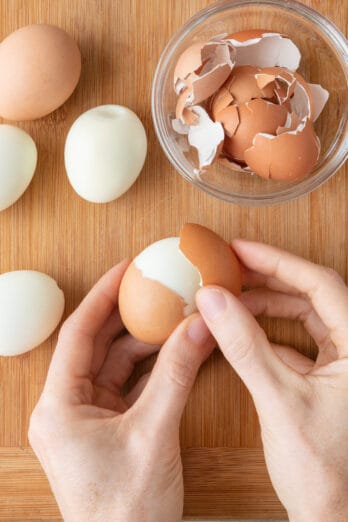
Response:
[0,0,347,520]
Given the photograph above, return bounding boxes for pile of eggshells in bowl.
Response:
[0,24,147,357]
[172,30,329,181]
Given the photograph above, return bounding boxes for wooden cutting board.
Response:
[0,0,346,519]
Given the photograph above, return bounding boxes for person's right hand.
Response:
[196,240,348,522]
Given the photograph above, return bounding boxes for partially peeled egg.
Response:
[119,224,241,344]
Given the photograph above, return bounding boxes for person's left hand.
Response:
[29,260,215,522]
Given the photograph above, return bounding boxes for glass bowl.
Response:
[152,0,348,206]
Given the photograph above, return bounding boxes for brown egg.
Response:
[0,24,81,121]
[119,224,242,345]
[223,98,288,161]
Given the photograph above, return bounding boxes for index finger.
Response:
[232,240,348,353]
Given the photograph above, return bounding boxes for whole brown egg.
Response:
[0,24,81,121]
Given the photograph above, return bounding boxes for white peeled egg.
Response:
[0,271,65,356]
[0,125,37,211]
[64,105,147,203]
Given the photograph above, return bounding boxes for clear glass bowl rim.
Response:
[151,0,348,206]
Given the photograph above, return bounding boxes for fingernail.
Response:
[197,288,227,322]
[187,315,211,345]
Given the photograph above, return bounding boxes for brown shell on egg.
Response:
[119,262,185,345]
[179,223,242,296]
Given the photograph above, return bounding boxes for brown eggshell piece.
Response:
[255,66,296,103]
[291,72,314,120]
[225,65,275,104]
[225,29,271,42]
[223,98,288,162]
[119,262,185,345]
[244,118,320,181]
[174,42,205,84]
[210,86,234,118]
[276,112,301,135]
[179,223,242,297]
[215,105,240,137]
[0,24,81,121]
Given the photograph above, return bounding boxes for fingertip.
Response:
[196,286,230,323]
[186,313,212,346]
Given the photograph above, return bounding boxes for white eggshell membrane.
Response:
[0,271,65,356]
[0,125,37,211]
[65,105,147,203]
[134,237,201,315]
[228,33,301,70]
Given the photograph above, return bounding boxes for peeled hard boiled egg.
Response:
[0,24,81,121]
[0,271,65,356]
[0,125,37,211]
[119,224,241,344]
[65,105,147,203]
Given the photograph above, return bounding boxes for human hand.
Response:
[29,260,215,522]
[196,240,348,522]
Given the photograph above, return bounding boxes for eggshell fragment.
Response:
[223,99,288,161]
[0,24,81,121]
[174,42,206,86]
[244,118,320,180]
[0,271,65,356]
[211,87,234,118]
[255,66,296,103]
[225,31,301,70]
[215,105,240,137]
[224,65,275,104]
[276,112,301,135]
[307,83,329,122]
[0,125,37,211]
[65,105,147,203]
[290,72,314,120]
[179,223,242,296]
[187,106,224,168]
[174,41,235,116]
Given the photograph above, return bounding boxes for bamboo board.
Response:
[0,0,347,519]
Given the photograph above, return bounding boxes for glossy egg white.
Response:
[0,125,37,211]
[134,237,202,315]
[0,271,65,356]
[64,105,147,203]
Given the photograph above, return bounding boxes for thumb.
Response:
[196,286,293,406]
[134,313,215,431]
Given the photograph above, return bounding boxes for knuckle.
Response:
[166,355,195,391]
[225,328,265,367]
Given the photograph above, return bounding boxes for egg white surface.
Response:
[0,271,65,356]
